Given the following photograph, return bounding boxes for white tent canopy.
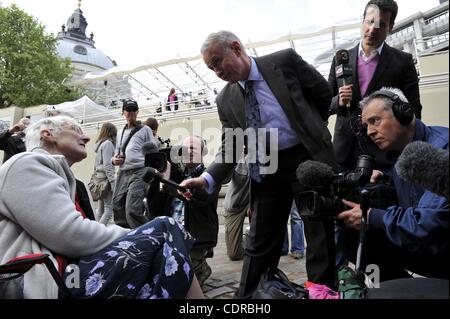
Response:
[65,3,448,109]
[46,95,119,124]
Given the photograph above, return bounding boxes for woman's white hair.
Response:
[200,30,243,54]
[25,115,81,151]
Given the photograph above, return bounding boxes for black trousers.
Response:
[236,144,336,298]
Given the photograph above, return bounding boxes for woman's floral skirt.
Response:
[64,216,195,299]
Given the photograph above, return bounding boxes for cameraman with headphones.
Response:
[146,135,220,288]
[337,87,448,281]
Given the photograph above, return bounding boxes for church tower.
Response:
[56,1,130,107]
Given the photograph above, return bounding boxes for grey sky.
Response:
[1,0,440,69]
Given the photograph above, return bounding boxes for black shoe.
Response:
[290,252,304,259]
[205,248,214,258]
[196,261,212,287]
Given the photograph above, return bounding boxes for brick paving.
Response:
[203,224,308,299]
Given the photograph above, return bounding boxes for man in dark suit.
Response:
[329,0,422,172]
[180,31,336,298]
[0,117,30,163]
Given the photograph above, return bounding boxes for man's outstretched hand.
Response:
[179,176,208,200]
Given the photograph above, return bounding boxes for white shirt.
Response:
[358,42,385,62]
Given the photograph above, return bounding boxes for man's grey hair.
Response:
[200,30,244,54]
[359,87,409,113]
[25,115,82,151]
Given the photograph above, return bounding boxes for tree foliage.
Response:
[0,4,81,108]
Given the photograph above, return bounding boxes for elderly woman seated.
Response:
[0,116,203,299]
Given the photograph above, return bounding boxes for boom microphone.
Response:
[335,49,353,108]
[395,141,449,200]
[296,160,335,189]
[143,167,187,192]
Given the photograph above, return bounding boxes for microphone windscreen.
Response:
[395,141,449,199]
[142,141,159,155]
[335,49,352,82]
[296,160,335,188]
[335,49,350,66]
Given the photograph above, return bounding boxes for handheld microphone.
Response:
[143,167,187,193]
[395,141,449,200]
[335,49,353,108]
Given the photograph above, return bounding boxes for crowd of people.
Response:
[0,0,448,299]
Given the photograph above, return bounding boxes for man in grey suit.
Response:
[328,0,422,172]
[180,31,336,298]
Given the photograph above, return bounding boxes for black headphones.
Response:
[195,136,208,156]
[370,90,414,125]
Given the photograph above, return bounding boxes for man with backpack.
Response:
[112,99,156,228]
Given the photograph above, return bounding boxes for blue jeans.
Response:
[282,202,305,254]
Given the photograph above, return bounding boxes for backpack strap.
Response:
[121,124,142,155]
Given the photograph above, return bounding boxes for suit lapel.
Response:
[254,58,297,122]
[228,84,246,128]
[365,43,391,95]
[350,45,362,101]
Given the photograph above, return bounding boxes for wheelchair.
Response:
[0,253,74,299]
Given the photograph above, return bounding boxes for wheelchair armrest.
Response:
[0,253,49,275]
[0,253,74,299]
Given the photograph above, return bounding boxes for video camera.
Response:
[142,139,185,220]
[158,136,171,148]
[142,138,184,184]
[296,154,397,219]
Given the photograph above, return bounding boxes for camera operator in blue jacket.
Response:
[337,87,448,281]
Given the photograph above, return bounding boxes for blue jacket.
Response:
[369,119,449,257]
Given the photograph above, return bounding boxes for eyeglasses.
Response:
[58,125,84,135]
[363,18,389,29]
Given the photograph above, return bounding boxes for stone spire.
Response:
[66,0,88,38]
[58,0,94,46]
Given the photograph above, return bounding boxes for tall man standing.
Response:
[180,31,337,298]
[328,0,422,171]
[112,99,156,228]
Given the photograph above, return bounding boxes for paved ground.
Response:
[202,224,308,299]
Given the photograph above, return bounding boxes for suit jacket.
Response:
[207,48,336,184]
[328,43,422,164]
[0,131,26,163]
[223,162,250,214]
